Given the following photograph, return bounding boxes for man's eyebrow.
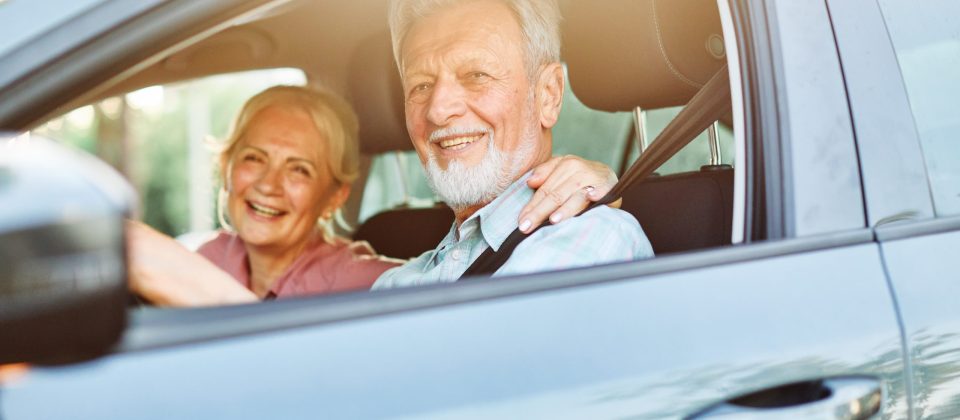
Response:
[401,67,433,81]
[402,50,500,78]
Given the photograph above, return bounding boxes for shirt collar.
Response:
[424,171,534,268]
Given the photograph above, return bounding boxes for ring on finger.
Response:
[583,185,595,195]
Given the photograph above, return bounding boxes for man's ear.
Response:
[537,62,565,129]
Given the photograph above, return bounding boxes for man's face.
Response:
[399,0,549,209]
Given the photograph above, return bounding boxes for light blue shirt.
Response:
[372,172,653,289]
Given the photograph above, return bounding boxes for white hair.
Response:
[388,0,562,79]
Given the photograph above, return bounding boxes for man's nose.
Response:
[425,79,467,126]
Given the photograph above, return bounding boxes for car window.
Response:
[358,70,735,223]
[622,107,735,175]
[877,0,960,217]
[0,0,106,57]
[31,68,306,237]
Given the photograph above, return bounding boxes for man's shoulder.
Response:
[534,206,643,239]
[502,206,652,275]
[370,246,436,290]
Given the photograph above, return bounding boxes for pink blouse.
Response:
[197,232,401,298]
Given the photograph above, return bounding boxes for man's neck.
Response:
[453,202,489,226]
[453,152,550,228]
[450,137,552,226]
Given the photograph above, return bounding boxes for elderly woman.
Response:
[130,86,402,304]
[129,85,618,306]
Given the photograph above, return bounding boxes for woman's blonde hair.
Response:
[216,85,360,242]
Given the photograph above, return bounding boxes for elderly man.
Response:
[372,0,652,288]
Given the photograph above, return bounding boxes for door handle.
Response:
[689,377,882,419]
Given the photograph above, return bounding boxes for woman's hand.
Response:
[126,221,256,307]
[519,155,621,233]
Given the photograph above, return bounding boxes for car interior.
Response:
[29,0,739,273]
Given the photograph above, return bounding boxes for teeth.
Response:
[249,202,281,217]
[438,135,483,150]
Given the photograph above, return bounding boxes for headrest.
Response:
[561,0,727,112]
[347,31,410,155]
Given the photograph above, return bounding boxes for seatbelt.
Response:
[460,65,731,279]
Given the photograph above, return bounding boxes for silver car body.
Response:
[1,0,957,418]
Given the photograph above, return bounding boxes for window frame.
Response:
[826,0,936,228]
[4,0,883,356]
[0,0,282,131]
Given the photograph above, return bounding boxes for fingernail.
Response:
[519,219,532,232]
[550,212,563,224]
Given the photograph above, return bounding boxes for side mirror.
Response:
[0,134,133,365]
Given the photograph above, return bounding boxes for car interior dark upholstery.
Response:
[623,168,734,254]
[563,0,733,254]
[353,205,455,260]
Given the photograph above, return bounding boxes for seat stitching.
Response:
[652,0,702,88]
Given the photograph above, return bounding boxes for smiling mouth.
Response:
[247,201,285,218]
[435,133,485,151]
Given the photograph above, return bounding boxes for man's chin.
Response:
[433,150,486,170]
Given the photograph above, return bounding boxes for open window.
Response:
[13,0,749,295]
[3,0,755,343]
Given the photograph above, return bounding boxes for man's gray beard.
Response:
[425,131,535,212]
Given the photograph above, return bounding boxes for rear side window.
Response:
[878,0,960,216]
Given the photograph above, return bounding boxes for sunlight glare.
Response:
[126,85,166,113]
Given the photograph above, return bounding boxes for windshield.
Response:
[0,0,107,58]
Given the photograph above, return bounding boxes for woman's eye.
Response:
[292,166,312,177]
[241,154,262,163]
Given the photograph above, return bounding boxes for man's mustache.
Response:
[428,127,492,144]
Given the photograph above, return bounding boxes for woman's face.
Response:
[226,105,343,254]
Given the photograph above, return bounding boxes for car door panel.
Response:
[4,241,905,419]
[830,0,960,418]
[878,224,960,419]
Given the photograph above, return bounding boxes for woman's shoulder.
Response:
[291,237,402,291]
[311,237,404,267]
[196,231,242,255]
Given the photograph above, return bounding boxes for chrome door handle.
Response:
[689,377,882,419]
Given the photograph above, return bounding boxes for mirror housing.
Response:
[0,134,133,365]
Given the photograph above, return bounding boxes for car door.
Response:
[1,0,908,419]
[830,0,960,418]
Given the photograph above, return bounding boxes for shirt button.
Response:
[451,249,463,261]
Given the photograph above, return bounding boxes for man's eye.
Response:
[411,83,432,94]
[470,72,490,79]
